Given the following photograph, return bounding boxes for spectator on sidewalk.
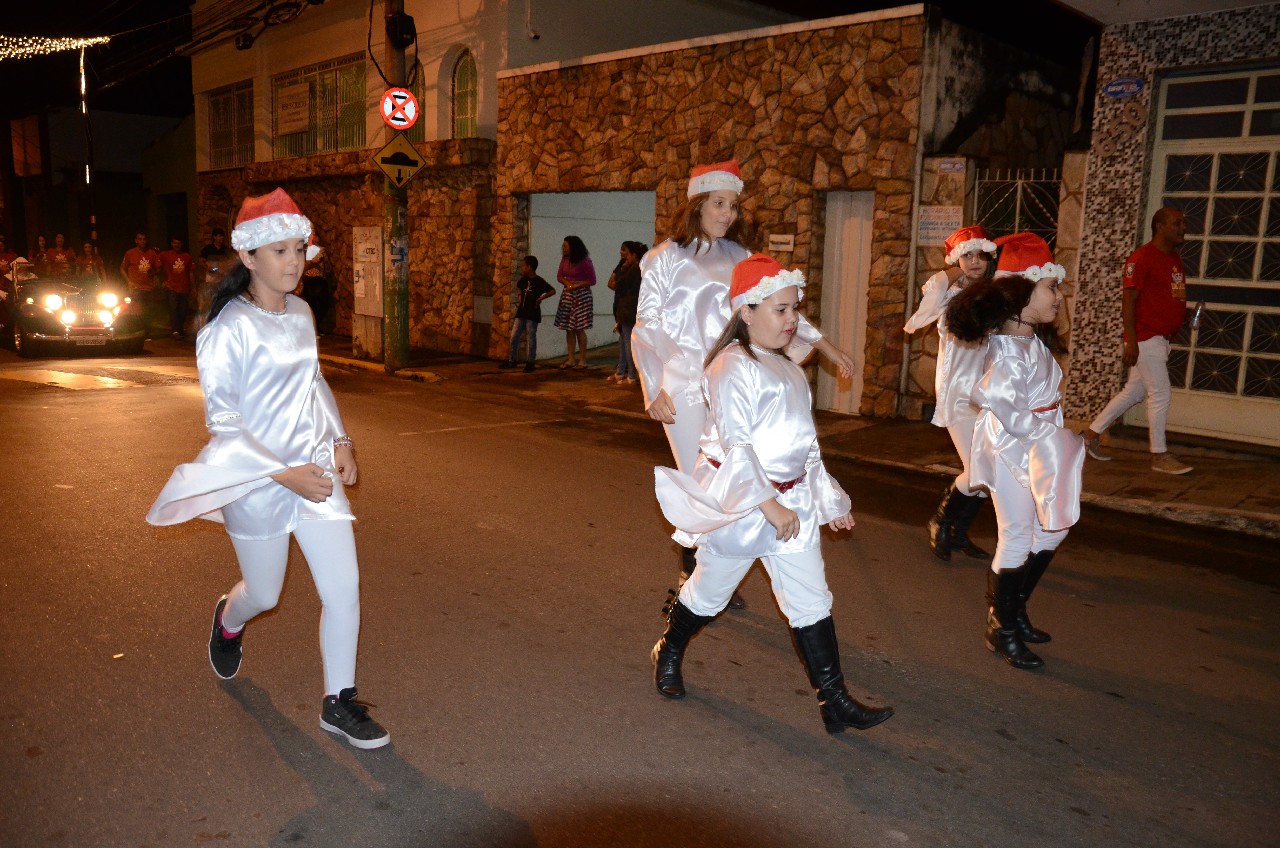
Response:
[502,255,555,372]
[607,241,645,385]
[299,250,333,335]
[554,236,595,369]
[1081,207,1193,475]
[159,237,194,339]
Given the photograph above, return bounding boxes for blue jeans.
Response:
[616,322,636,378]
[509,318,539,363]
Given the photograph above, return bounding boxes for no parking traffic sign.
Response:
[380,87,418,130]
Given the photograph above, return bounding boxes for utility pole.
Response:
[382,0,411,372]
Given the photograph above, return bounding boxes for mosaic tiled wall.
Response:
[1065,5,1280,421]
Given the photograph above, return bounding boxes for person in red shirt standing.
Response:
[121,231,160,333]
[46,233,77,278]
[1082,207,1193,475]
[77,241,106,281]
[159,236,194,339]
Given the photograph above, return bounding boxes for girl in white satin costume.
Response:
[634,160,854,609]
[648,254,893,735]
[903,225,997,562]
[943,233,1085,671]
[147,188,389,749]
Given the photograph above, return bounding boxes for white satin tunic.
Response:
[633,238,821,407]
[904,270,988,428]
[968,334,1084,532]
[146,294,354,539]
[654,345,850,558]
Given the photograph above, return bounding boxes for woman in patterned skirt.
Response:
[554,235,596,368]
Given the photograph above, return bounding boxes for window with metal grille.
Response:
[452,50,477,139]
[272,54,366,159]
[208,80,254,169]
[1155,68,1280,407]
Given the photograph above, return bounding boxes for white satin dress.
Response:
[633,238,822,473]
[969,334,1085,568]
[146,294,354,540]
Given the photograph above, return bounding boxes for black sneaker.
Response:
[523,362,535,373]
[320,687,390,749]
[208,595,243,680]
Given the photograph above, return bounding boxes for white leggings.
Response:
[681,547,833,628]
[222,519,360,696]
[661,390,709,474]
[988,459,1068,572]
[945,415,985,497]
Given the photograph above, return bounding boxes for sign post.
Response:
[381,0,411,373]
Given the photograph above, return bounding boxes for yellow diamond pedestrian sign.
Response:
[373,134,424,188]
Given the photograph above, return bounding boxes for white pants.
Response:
[945,414,985,497]
[222,519,361,696]
[1089,336,1172,453]
[989,459,1068,572]
[661,390,708,474]
[680,547,833,627]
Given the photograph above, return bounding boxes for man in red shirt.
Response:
[121,231,160,332]
[159,237,194,339]
[1082,207,1193,475]
[46,233,77,277]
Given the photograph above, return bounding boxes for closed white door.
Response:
[817,191,874,413]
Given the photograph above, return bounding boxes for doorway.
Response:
[816,191,874,413]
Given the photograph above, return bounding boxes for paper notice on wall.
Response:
[919,206,963,247]
[276,83,312,136]
[353,226,384,318]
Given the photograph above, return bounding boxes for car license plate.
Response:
[75,338,107,346]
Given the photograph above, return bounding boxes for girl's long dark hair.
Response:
[206,256,253,322]
[672,193,754,250]
[944,274,1065,353]
[564,235,589,264]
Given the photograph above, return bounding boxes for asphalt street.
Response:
[1,343,1277,847]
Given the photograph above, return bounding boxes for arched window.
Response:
[451,49,477,139]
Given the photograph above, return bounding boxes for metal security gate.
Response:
[974,168,1061,244]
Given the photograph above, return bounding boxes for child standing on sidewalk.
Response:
[503,255,554,372]
[146,187,390,749]
[943,233,1085,671]
[650,254,894,734]
[904,225,998,562]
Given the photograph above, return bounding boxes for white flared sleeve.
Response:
[1027,425,1085,532]
[786,315,822,365]
[632,247,685,403]
[146,321,289,526]
[903,271,951,333]
[803,441,851,525]
[654,442,776,535]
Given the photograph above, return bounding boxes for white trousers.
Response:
[989,459,1068,572]
[680,547,833,627]
[222,519,361,696]
[661,389,708,474]
[945,414,985,497]
[1089,336,1172,453]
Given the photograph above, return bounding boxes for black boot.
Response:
[792,616,894,733]
[661,546,699,617]
[652,600,713,699]
[927,485,965,561]
[1016,550,1054,643]
[950,491,993,560]
[984,568,1044,670]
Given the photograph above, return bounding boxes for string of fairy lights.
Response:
[0,34,111,62]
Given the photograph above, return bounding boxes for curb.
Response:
[320,353,1280,540]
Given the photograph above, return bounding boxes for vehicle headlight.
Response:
[98,310,114,325]
[60,310,77,325]
[98,292,120,308]
[44,294,64,310]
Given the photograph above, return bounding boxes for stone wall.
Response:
[1066,5,1280,420]
[196,139,496,351]
[495,14,926,415]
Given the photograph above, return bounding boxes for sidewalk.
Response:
[318,336,1280,540]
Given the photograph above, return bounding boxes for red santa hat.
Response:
[231,188,321,260]
[994,232,1065,282]
[687,159,744,198]
[944,225,997,266]
[729,253,806,310]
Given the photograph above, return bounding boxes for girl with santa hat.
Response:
[146,188,389,748]
[943,233,1084,670]
[634,160,855,613]
[904,225,998,562]
[649,254,894,734]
